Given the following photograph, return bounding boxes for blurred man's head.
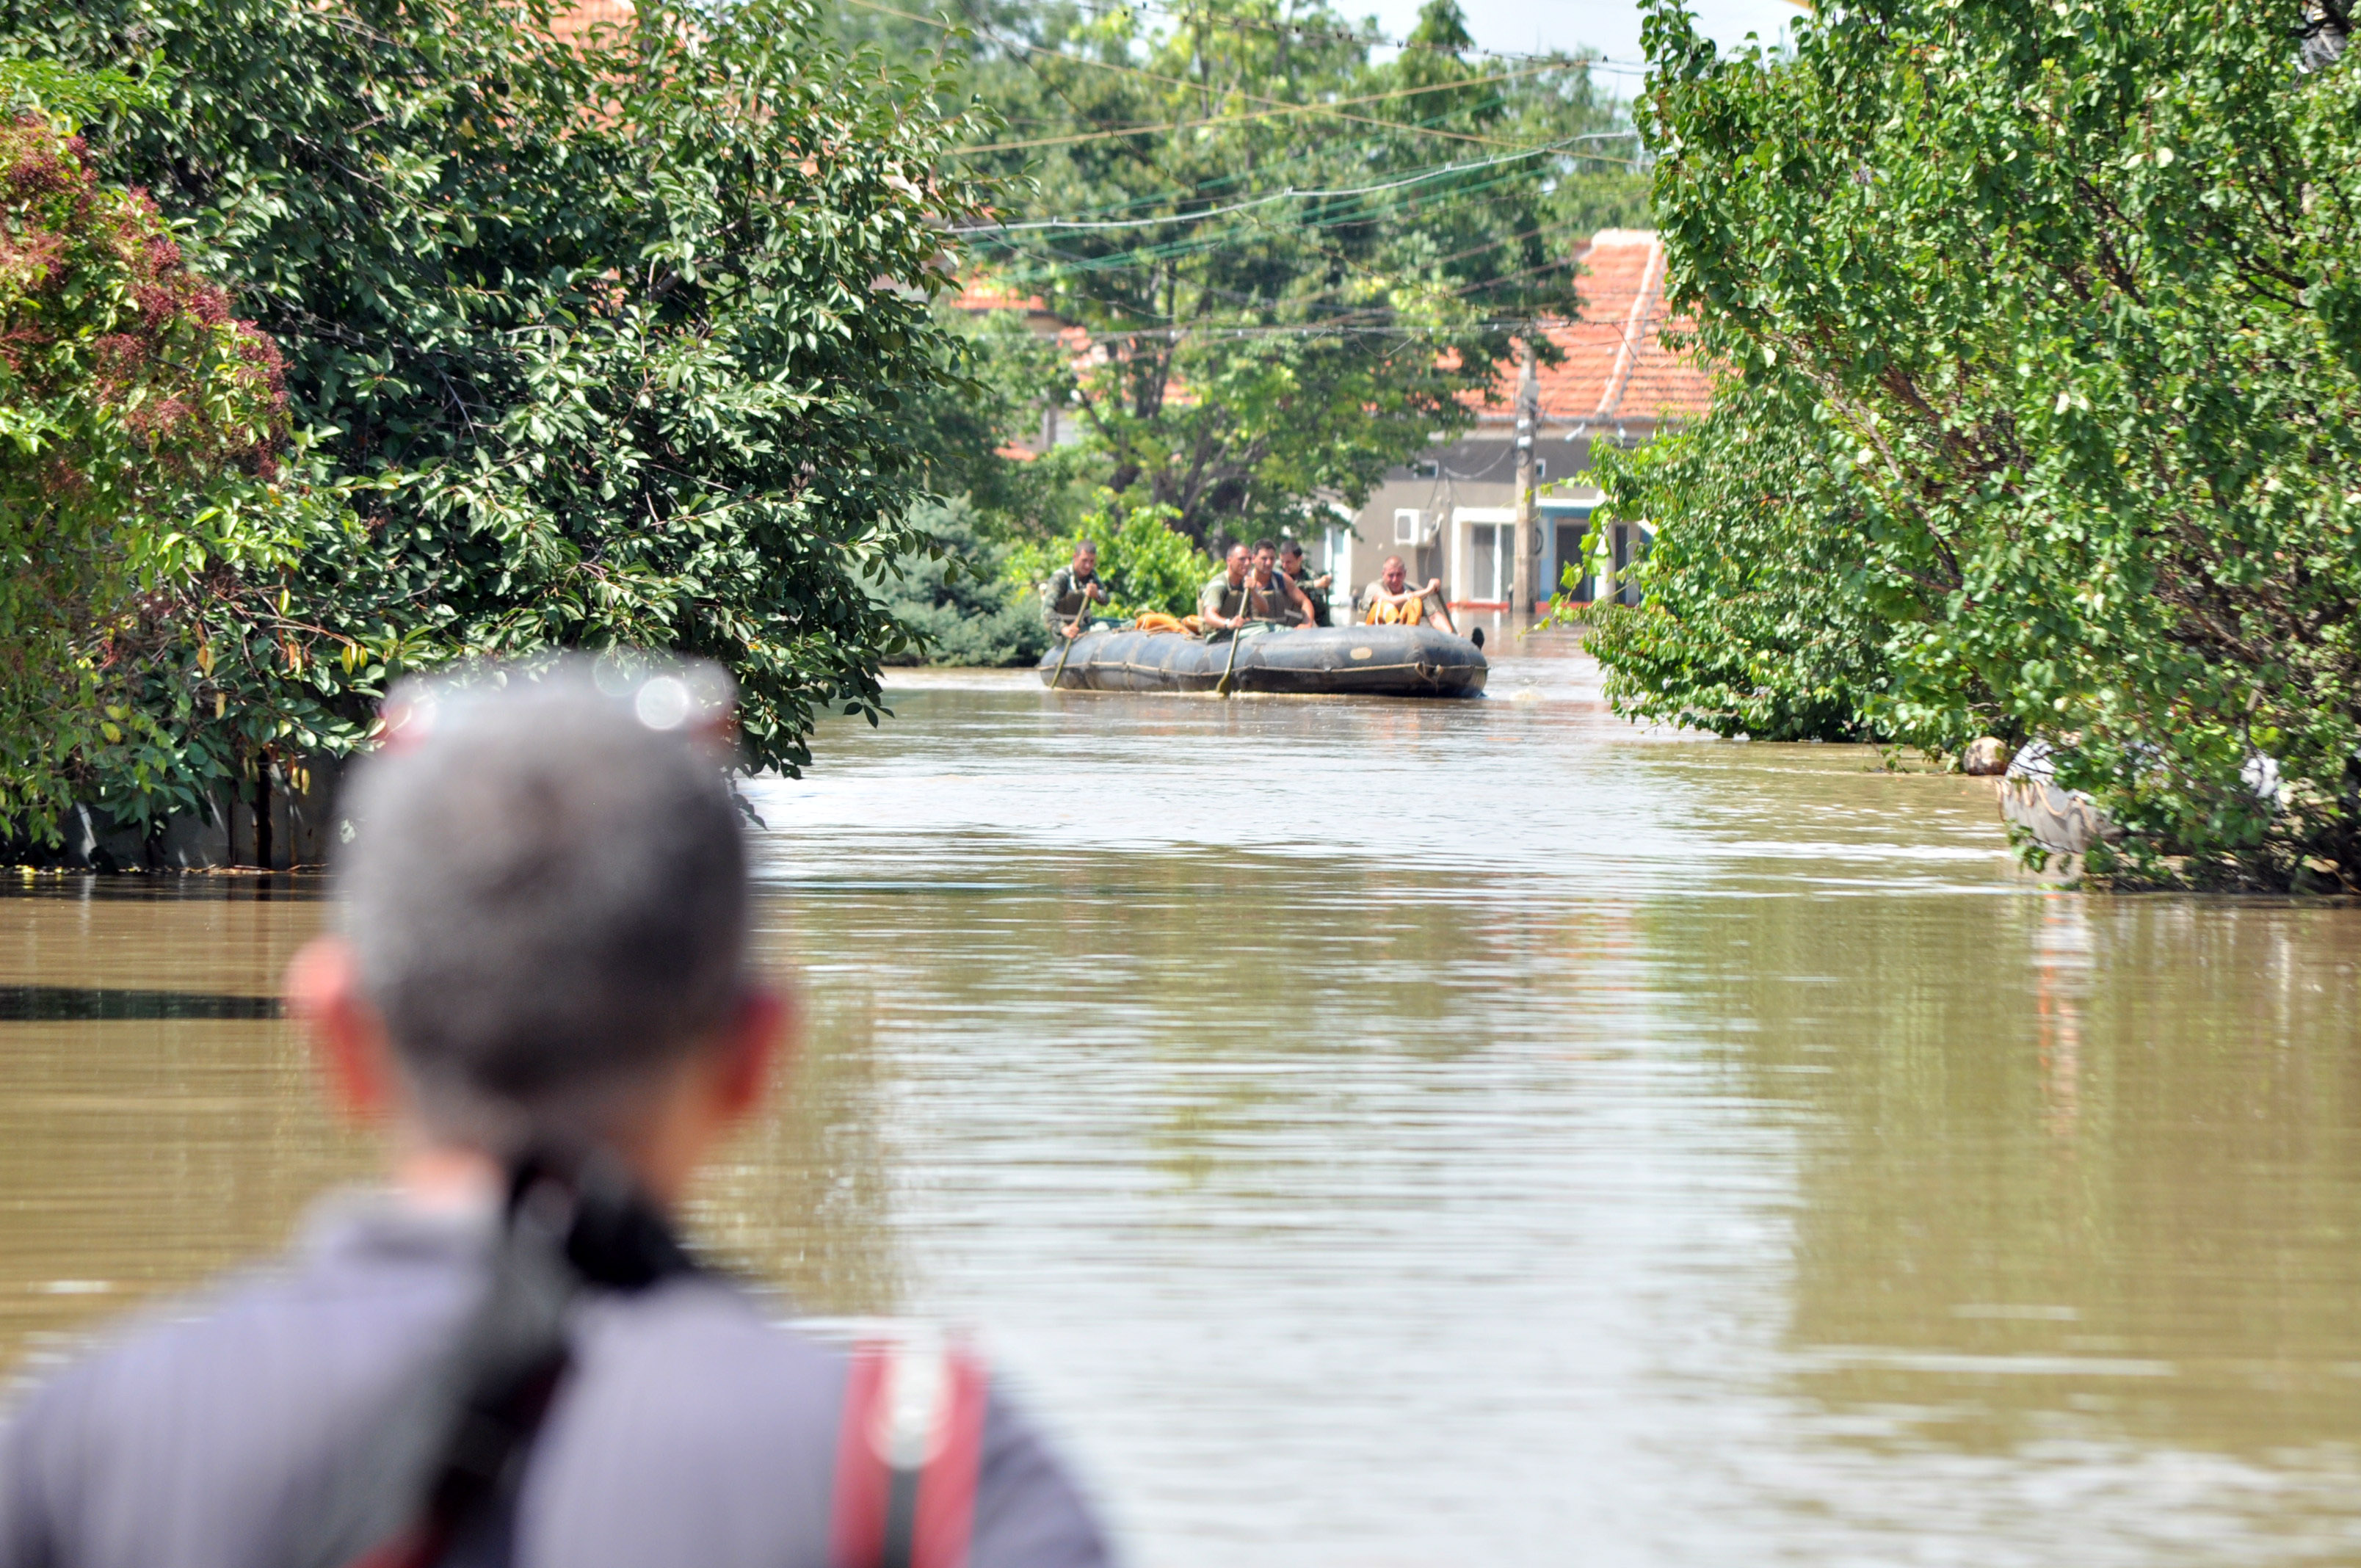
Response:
[294,660,787,1193]
[1279,541,1305,572]
[1072,540,1098,574]
[1252,540,1278,580]
[1225,542,1250,581]
[1381,555,1407,590]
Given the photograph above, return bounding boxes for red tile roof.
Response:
[951,233,1718,435]
[1484,229,1719,427]
[951,279,1050,313]
[551,0,634,43]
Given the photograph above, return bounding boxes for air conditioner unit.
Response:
[1393,509,1421,545]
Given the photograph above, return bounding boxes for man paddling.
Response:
[1198,542,1254,634]
[1041,539,1112,640]
[1249,540,1320,628]
[1360,554,1453,634]
[0,664,1110,1568]
[1200,542,1315,635]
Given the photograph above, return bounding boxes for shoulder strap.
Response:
[297,1151,698,1568]
[830,1335,990,1568]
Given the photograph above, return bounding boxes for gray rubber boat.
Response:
[1038,624,1487,697]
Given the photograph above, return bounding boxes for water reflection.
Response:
[3,639,2360,1567]
[0,986,281,1021]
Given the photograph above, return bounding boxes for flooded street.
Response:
[5,634,2361,1566]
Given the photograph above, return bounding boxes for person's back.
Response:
[0,663,1109,1568]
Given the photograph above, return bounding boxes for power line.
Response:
[964,140,1639,263]
[957,136,1627,231]
[962,87,1639,228]
[968,167,1619,280]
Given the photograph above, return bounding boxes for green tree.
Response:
[1576,379,1895,742]
[1593,0,2361,887]
[896,300,1100,539]
[9,0,987,792]
[841,0,1644,544]
[871,497,1048,667]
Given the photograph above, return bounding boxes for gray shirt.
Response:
[0,1195,1109,1568]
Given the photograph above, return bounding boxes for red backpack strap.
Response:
[830,1333,990,1568]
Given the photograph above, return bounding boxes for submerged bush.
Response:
[1576,380,1896,744]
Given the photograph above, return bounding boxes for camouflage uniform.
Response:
[1246,571,1303,624]
[1040,564,1109,637]
[1283,568,1331,626]
[1198,571,1251,628]
[1202,570,1302,634]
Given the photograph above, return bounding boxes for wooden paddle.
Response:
[1048,578,1101,689]
[1214,578,1249,697]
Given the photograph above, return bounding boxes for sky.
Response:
[1363,0,1800,87]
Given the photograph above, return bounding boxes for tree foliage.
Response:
[870,497,1048,667]
[1576,379,1893,742]
[6,0,987,835]
[893,301,1100,538]
[1005,493,1216,619]
[842,0,1644,544]
[1596,0,2361,887]
[0,109,346,838]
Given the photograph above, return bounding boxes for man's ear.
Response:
[287,935,397,1123]
[714,982,796,1125]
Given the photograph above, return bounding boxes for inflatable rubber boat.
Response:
[1037,624,1487,698]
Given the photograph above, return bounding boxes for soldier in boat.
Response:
[1359,554,1454,634]
[1277,540,1332,627]
[1198,542,1252,636]
[1040,538,1114,641]
[1202,542,1316,636]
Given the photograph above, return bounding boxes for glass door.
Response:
[1470,525,1501,603]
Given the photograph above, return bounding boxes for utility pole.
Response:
[1511,335,1539,624]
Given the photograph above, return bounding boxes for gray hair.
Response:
[336,658,750,1145]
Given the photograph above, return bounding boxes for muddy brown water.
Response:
[4,634,2360,1567]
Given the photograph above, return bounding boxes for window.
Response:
[1412,459,1440,479]
[1393,509,1422,545]
[1534,459,1548,480]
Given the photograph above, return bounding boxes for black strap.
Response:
[289,1150,697,1568]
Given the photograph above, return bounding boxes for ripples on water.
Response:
[4,636,2360,1567]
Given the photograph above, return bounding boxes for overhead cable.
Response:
[957,137,1625,231]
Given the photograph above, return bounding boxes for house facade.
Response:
[1313,230,1716,618]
